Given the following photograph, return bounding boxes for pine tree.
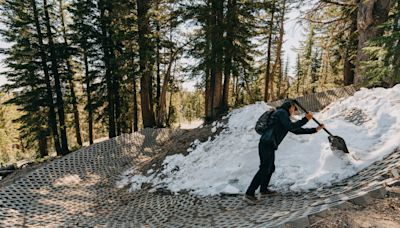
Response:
[223,0,258,109]
[264,0,276,102]
[356,0,392,85]
[303,1,358,87]
[361,1,400,87]
[136,0,156,128]
[69,0,101,144]
[42,0,70,155]
[270,0,287,101]
[184,0,259,120]
[97,0,117,136]
[209,0,224,120]
[58,0,83,147]
[291,23,314,96]
[0,0,54,157]
[295,54,303,96]
[181,0,212,120]
[311,50,321,93]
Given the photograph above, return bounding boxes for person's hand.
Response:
[316,124,325,132]
[305,112,313,121]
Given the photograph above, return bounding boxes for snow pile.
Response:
[118,85,400,196]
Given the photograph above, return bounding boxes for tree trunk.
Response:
[210,0,224,120]
[43,0,69,155]
[343,6,358,86]
[222,0,236,114]
[264,0,276,102]
[204,0,213,122]
[311,52,319,93]
[156,14,161,113]
[99,1,116,137]
[244,77,255,103]
[137,0,156,128]
[355,0,392,85]
[166,90,174,127]
[205,65,212,122]
[112,39,121,136]
[282,60,290,99]
[38,136,48,158]
[59,0,82,146]
[133,73,139,132]
[157,53,173,127]
[391,3,400,86]
[83,50,94,144]
[30,0,62,155]
[114,73,121,136]
[302,70,307,95]
[270,0,285,101]
[68,77,82,145]
[130,46,139,132]
[277,60,283,98]
[157,47,181,127]
[234,75,240,106]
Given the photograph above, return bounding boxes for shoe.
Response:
[260,189,279,197]
[243,194,259,205]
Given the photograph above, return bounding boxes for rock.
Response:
[350,194,373,207]
[283,216,310,228]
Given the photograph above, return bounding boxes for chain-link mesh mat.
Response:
[269,85,357,112]
[0,127,398,227]
[1,85,399,227]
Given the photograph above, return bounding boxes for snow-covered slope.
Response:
[118,85,400,196]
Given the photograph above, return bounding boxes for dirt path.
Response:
[310,186,400,228]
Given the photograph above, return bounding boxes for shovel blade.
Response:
[328,136,349,154]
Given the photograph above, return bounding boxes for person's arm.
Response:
[276,110,309,131]
[291,124,325,135]
[290,128,317,135]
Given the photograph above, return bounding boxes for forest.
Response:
[0,0,399,165]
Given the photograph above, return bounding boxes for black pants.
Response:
[245,140,275,196]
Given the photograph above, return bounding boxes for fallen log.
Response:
[0,169,15,177]
[0,164,17,178]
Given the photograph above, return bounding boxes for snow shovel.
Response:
[293,100,350,154]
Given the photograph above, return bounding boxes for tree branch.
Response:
[300,15,348,25]
[320,0,355,7]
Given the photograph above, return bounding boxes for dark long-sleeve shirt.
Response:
[260,108,317,149]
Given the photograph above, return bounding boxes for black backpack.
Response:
[255,108,276,135]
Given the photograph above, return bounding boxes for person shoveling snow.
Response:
[244,99,325,204]
[118,85,400,199]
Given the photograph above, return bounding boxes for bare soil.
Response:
[309,186,400,228]
[135,120,227,176]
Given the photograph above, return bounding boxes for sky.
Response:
[0,21,8,86]
[0,4,307,90]
[283,5,305,77]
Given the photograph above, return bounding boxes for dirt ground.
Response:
[309,186,400,228]
[133,120,227,179]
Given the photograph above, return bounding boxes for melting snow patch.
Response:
[119,85,400,196]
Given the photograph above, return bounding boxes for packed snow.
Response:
[118,85,400,196]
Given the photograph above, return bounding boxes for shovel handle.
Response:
[293,100,334,136]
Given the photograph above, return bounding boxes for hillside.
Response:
[119,85,400,196]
